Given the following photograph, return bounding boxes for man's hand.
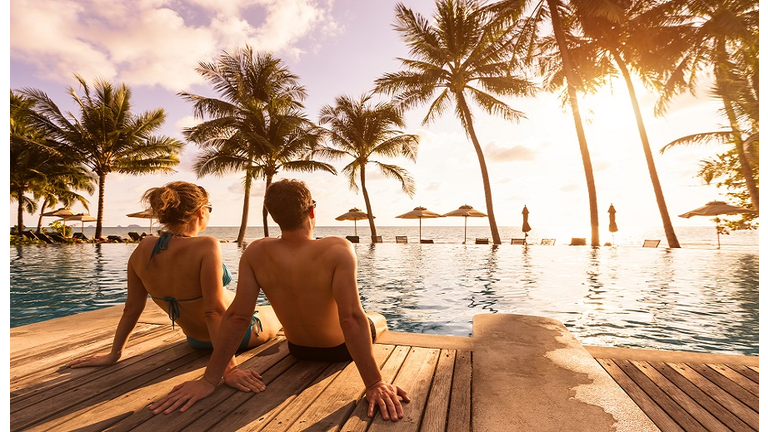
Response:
[223,367,267,393]
[365,380,410,421]
[65,353,119,368]
[148,378,216,414]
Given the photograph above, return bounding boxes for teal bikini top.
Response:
[147,232,233,328]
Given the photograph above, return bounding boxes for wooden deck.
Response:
[10,306,758,431]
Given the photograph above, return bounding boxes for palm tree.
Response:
[486,0,603,245]
[10,91,94,234]
[22,76,183,238]
[182,47,335,241]
[375,0,535,245]
[316,93,419,242]
[645,0,759,212]
[568,0,681,248]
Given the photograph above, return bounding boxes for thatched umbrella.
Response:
[608,204,618,244]
[127,209,158,234]
[679,200,758,248]
[335,208,372,236]
[522,205,532,244]
[62,213,97,233]
[442,204,487,244]
[396,206,443,242]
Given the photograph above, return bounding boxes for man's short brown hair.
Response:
[264,179,313,231]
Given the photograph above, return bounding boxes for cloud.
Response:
[483,141,537,162]
[10,0,337,91]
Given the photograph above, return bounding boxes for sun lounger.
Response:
[420,239,434,244]
[35,232,55,244]
[72,232,89,241]
[345,235,360,243]
[373,235,383,243]
[570,238,587,246]
[48,233,68,243]
[395,235,408,243]
[107,235,126,243]
[642,239,661,248]
[21,231,39,241]
[127,232,142,242]
[475,238,490,244]
[540,238,556,245]
[510,238,526,245]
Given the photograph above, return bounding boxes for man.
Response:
[150,179,409,421]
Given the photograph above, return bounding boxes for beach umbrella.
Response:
[442,204,487,244]
[62,213,97,233]
[127,209,158,234]
[41,207,77,218]
[396,206,443,242]
[522,205,532,244]
[335,208,372,236]
[608,204,618,244]
[679,200,758,248]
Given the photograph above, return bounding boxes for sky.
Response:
[8,0,740,235]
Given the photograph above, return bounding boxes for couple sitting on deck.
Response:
[66,179,409,422]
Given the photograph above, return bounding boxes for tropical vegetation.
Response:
[315,93,419,242]
[181,46,336,242]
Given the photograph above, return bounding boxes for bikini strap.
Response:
[146,232,173,270]
[153,295,203,329]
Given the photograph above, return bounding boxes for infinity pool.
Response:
[10,240,759,356]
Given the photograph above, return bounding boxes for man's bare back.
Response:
[244,235,354,348]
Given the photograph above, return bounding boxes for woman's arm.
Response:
[66,254,148,368]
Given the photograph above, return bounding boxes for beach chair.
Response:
[570,238,587,246]
[345,235,360,243]
[21,231,39,241]
[48,233,68,243]
[73,232,89,241]
[395,235,408,243]
[420,239,434,244]
[127,232,142,242]
[107,235,126,243]
[475,238,490,244]
[510,238,526,245]
[540,238,556,246]
[35,232,55,244]
[373,236,383,243]
[642,239,661,248]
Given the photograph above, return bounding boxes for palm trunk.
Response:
[359,163,377,242]
[262,174,274,238]
[36,197,50,233]
[614,53,681,248]
[548,0,599,246]
[455,93,502,245]
[237,171,252,244]
[95,173,106,239]
[16,187,25,234]
[716,42,759,212]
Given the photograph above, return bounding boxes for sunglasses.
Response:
[203,203,213,213]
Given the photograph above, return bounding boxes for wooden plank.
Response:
[101,337,290,432]
[729,364,759,384]
[275,344,400,432]
[614,359,704,431]
[747,366,758,374]
[338,345,411,432]
[650,361,752,431]
[367,347,441,432]
[446,350,471,432]
[629,361,731,432]
[687,364,758,410]
[596,359,685,432]
[420,350,456,432]
[667,362,758,429]
[11,328,186,408]
[195,359,337,432]
[586,346,758,367]
[707,364,759,396]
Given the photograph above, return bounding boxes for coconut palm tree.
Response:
[10,91,94,234]
[567,0,681,247]
[315,93,419,242]
[182,47,334,241]
[375,0,535,245]
[22,76,183,238]
[645,0,759,212]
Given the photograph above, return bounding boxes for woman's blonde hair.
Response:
[141,181,209,227]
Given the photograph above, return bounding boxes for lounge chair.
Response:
[48,233,68,243]
[570,238,587,246]
[107,235,126,243]
[420,239,434,244]
[35,232,55,244]
[475,238,490,244]
[72,232,89,241]
[345,235,360,243]
[540,238,556,246]
[642,239,661,248]
[21,231,39,241]
[395,235,408,244]
[510,238,526,245]
[373,236,383,243]
[128,232,142,242]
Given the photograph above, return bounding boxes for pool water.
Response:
[10,230,758,357]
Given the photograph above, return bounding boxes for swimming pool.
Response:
[9,230,758,357]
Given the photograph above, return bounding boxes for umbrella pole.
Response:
[464,217,467,244]
[419,218,422,241]
[354,220,357,237]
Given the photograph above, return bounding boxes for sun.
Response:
[580,86,637,133]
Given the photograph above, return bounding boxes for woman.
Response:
[66,181,280,392]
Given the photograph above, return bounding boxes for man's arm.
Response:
[149,244,263,414]
[330,240,409,421]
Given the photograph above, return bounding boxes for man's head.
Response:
[264,179,314,231]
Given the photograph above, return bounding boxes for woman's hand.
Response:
[149,378,217,414]
[223,367,267,393]
[65,352,120,368]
